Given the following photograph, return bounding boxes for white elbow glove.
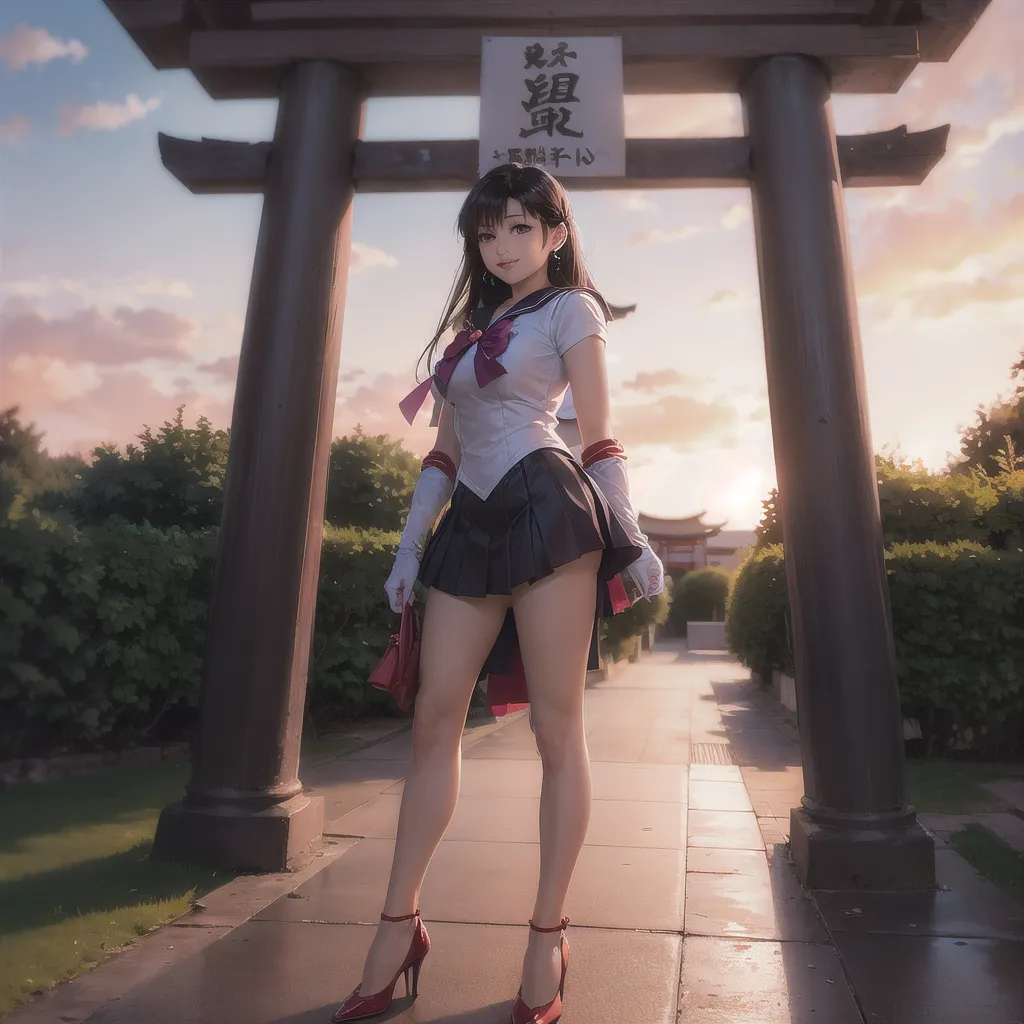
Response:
[384,466,453,612]
[586,456,665,601]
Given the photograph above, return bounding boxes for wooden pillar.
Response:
[153,61,361,872]
[741,55,934,889]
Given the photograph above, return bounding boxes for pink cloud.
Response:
[624,94,741,138]
[621,368,704,393]
[197,354,240,383]
[56,94,161,137]
[0,114,28,145]
[1,363,233,459]
[1,303,195,366]
[333,373,436,455]
[0,23,87,70]
[853,193,1024,297]
[615,394,740,450]
[907,271,1024,319]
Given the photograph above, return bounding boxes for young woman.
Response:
[330,164,664,1024]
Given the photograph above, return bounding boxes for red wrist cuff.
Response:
[421,450,457,485]
[582,438,626,469]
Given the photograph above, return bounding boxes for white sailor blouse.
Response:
[399,287,611,499]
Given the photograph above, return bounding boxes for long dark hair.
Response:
[417,164,597,379]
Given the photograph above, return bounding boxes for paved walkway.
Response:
[10,645,1024,1023]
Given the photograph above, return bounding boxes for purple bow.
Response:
[399,317,515,425]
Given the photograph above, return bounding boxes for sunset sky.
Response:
[1,1,1021,529]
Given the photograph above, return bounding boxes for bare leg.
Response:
[511,551,601,1007]
[357,588,509,996]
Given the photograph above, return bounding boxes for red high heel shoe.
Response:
[510,917,570,1024]
[329,910,430,1023]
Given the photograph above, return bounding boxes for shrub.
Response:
[668,567,730,636]
[0,512,215,758]
[307,525,404,723]
[724,545,792,685]
[0,514,404,758]
[754,450,1024,554]
[601,586,671,663]
[725,542,1024,757]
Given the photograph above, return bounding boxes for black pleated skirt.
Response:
[418,447,643,675]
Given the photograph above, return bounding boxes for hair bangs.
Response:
[458,165,559,241]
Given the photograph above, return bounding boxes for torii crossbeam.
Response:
[101,0,991,889]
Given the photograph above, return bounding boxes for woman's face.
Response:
[475,200,566,289]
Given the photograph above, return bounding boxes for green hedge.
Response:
[667,567,730,636]
[0,513,402,759]
[601,586,671,662]
[725,542,1024,757]
[0,514,215,759]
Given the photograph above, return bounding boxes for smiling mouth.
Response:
[497,260,517,270]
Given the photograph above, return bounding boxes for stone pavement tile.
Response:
[684,851,827,941]
[638,725,691,764]
[304,759,410,820]
[686,848,768,875]
[383,759,689,804]
[814,847,1024,941]
[834,934,1024,1024]
[587,797,687,849]
[689,779,753,812]
[588,761,688,803]
[983,777,1024,812]
[749,795,799,818]
[757,816,792,849]
[462,725,542,761]
[81,920,681,1024]
[256,837,686,931]
[383,757,543,799]
[583,727,660,763]
[689,764,743,783]
[688,810,765,851]
[677,936,862,1024]
[329,791,686,849]
[740,765,805,793]
[330,793,540,843]
[345,732,414,761]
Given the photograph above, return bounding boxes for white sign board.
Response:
[479,36,626,179]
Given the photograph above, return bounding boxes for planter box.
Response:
[772,670,798,713]
[686,621,727,651]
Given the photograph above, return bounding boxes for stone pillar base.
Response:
[152,793,324,873]
[790,807,936,890]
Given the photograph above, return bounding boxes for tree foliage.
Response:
[35,407,230,531]
[668,567,731,636]
[955,351,1024,476]
[755,451,1021,552]
[324,428,420,531]
[1,407,86,520]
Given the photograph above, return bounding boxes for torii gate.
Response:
[104,0,990,889]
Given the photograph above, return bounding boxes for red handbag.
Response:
[369,602,421,713]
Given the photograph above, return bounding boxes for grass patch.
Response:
[950,824,1024,904]
[904,759,1024,814]
[0,732,359,1015]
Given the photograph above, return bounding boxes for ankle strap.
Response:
[381,910,420,922]
[529,916,569,933]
